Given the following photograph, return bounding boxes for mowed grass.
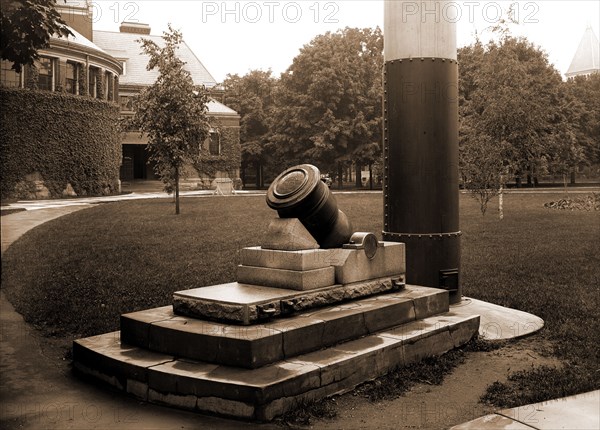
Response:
[1,192,599,406]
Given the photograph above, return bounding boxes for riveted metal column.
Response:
[383,1,461,303]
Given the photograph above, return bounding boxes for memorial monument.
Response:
[73,163,479,420]
[72,1,542,421]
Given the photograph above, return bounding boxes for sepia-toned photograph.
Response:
[1,1,598,429]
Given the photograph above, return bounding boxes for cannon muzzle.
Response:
[266,164,353,248]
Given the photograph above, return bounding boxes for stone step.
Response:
[122,285,449,369]
[73,312,480,421]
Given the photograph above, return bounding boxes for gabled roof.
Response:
[93,29,217,88]
[566,26,600,77]
[207,99,238,115]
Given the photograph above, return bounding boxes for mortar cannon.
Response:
[266,164,353,249]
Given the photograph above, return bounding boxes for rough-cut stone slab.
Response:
[173,282,297,325]
[237,265,335,291]
[331,242,406,284]
[261,218,319,251]
[122,286,445,368]
[74,313,479,421]
[172,278,407,325]
[240,247,336,271]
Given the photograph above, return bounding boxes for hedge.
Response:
[1,88,121,199]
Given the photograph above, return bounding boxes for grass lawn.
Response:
[1,192,599,408]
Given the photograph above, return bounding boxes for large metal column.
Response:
[383,1,461,303]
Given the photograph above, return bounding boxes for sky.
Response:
[91,1,600,82]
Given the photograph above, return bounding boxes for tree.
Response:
[0,0,72,72]
[131,25,210,214]
[222,70,277,188]
[271,27,383,187]
[459,32,569,204]
[565,74,600,170]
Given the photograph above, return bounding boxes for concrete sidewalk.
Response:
[1,200,598,429]
[451,390,599,429]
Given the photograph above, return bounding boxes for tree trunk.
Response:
[498,178,504,220]
[355,163,362,188]
[337,162,343,189]
[369,164,373,190]
[255,162,261,189]
[570,169,576,185]
[175,166,180,215]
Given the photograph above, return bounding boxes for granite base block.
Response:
[240,247,335,271]
[332,242,406,284]
[261,218,319,251]
[237,265,335,291]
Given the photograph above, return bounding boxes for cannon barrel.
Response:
[266,164,353,248]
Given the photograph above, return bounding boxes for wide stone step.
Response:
[121,285,448,368]
[73,312,479,421]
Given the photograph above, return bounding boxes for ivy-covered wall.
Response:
[1,88,121,199]
[194,123,241,181]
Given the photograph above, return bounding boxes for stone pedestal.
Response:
[73,241,481,421]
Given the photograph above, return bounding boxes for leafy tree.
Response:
[565,74,600,169]
[459,34,569,197]
[271,27,383,187]
[542,82,586,187]
[131,25,210,214]
[0,0,72,72]
[222,70,277,188]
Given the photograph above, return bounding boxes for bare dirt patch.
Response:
[308,337,560,430]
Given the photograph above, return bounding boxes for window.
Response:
[37,57,54,91]
[106,71,112,100]
[119,96,134,112]
[0,60,21,88]
[208,131,220,155]
[65,62,78,94]
[88,66,97,98]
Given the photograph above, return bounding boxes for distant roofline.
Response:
[93,28,218,85]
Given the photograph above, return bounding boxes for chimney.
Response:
[119,22,151,35]
[56,0,93,41]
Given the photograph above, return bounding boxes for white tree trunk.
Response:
[498,175,504,220]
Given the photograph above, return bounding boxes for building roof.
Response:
[52,26,109,56]
[207,99,238,115]
[93,29,217,88]
[566,26,600,78]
